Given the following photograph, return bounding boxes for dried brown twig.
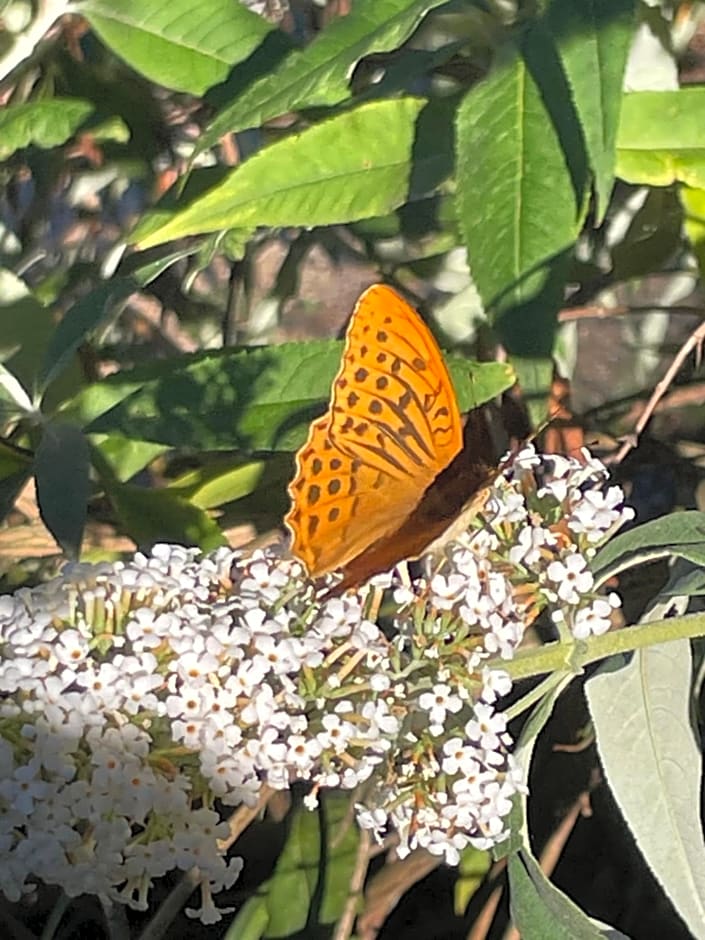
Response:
[610,318,705,465]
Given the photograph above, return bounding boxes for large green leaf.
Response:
[508,851,626,939]
[91,434,168,483]
[82,0,273,95]
[106,481,226,551]
[0,99,94,160]
[317,792,364,924]
[34,421,90,558]
[586,640,705,939]
[64,343,514,452]
[39,278,136,397]
[544,0,636,221]
[168,457,271,509]
[135,98,430,249]
[507,672,624,937]
[456,25,586,360]
[616,87,705,188]
[681,184,705,279]
[196,0,451,152]
[591,511,705,586]
[225,794,361,938]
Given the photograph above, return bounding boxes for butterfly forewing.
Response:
[285,284,464,580]
[330,285,462,477]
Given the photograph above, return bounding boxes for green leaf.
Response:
[66,344,514,452]
[134,98,427,249]
[591,510,705,586]
[0,99,94,160]
[451,359,516,411]
[265,803,320,936]
[214,456,292,533]
[82,0,273,95]
[680,184,705,279]
[508,851,626,939]
[616,88,705,187]
[586,641,705,939]
[34,421,90,558]
[169,458,271,509]
[106,481,226,551]
[235,793,360,937]
[504,678,617,934]
[610,186,683,282]
[544,0,636,221]
[91,434,168,483]
[0,269,84,413]
[223,894,270,939]
[506,356,554,427]
[39,278,136,395]
[455,847,491,915]
[318,792,362,924]
[196,0,450,151]
[0,443,32,524]
[498,672,574,860]
[456,26,586,358]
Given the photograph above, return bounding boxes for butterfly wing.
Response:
[285,284,463,579]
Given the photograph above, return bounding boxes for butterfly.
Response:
[285,284,500,592]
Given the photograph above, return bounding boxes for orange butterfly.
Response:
[285,284,498,592]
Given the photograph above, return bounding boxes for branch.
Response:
[610,318,705,465]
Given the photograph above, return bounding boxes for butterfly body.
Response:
[285,284,496,590]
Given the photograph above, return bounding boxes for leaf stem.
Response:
[503,611,705,681]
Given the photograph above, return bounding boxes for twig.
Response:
[332,829,372,940]
[219,784,274,851]
[356,849,441,939]
[467,860,506,940]
[559,303,629,321]
[610,317,705,465]
[138,868,201,940]
[559,303,704,322]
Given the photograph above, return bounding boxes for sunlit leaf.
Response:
[135,98,428,249]
[0,99,94,160]
[83,0,273,95]
[65,342,513,452]
[544,0,635,221]
[616,87,705,187]
[196,0,450,151]
[591,511,705,586]
[106,482,226,551]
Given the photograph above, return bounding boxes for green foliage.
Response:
[4,0,705,936]
[616,87,705,186]
[196,0,451,148]
[0,98,95,160]
[586,637,705,938]
[82,0,275,95]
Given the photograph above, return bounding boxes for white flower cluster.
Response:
[351,447,633,862]
[418,449,632,640]
[0,447,631,920]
